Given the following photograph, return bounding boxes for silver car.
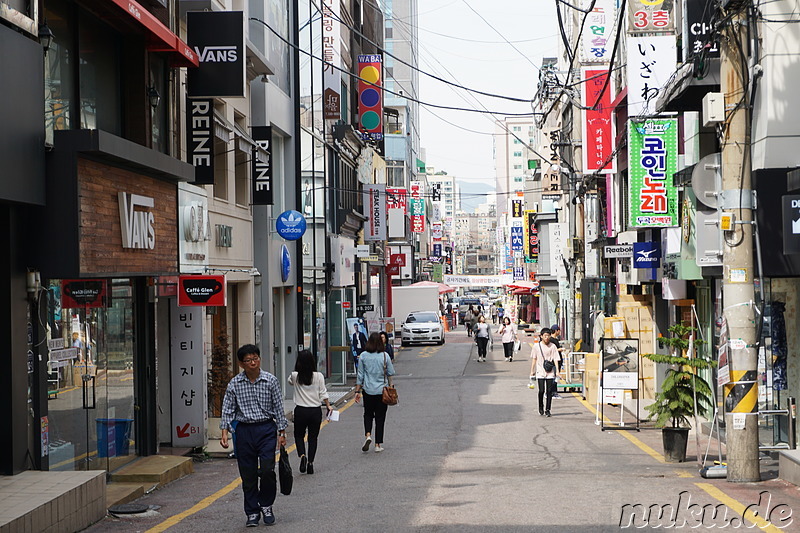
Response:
[400,311,445,346]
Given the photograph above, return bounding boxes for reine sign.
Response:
[187,98,214,184]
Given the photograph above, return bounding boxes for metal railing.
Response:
[758,397,796,451]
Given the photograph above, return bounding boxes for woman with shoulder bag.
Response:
[354,333,396,453]
[531,328,560,417]
[288,350,333,475]
[473,315,492,362]
[498,317,517,362]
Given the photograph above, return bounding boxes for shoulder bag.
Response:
[539,343,556,373]
[382,353,398,405]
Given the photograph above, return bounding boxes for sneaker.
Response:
[299,455,307,473]
[552,393,561,399]
[505,357,509,362]
[374,444,384,453]
[306,462,314,475]
[539,409,544,416]
[545,411,551,417]
[362,435,372,452]
[261,506,275,526]
[246,513,260,527]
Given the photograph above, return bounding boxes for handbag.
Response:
[278,445,293,495]
[382,353,398,405]
[540,343,556,373]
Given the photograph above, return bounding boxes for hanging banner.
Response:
[432,222,443,240]
[386,187,407,239]
[524,210,539,262]
[187,11,245,98]
[511,200,523,218]
[628,0,675,34]
[186,98,214,185]
[626,35,677,117]
[178,275,226,307]
[170,300,206,447]
[539,124,562,192]
[582,68,616,174]
[251,126,272,205]
[410,181,425,233]
[364,184,386,241]
[61,279,107,309]
[322,0,341,120]
[510,224,524,252]
[628,118,679,227]
[357,55,383,141]
[580,0,617,63]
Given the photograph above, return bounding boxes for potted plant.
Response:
[642,323,715,463]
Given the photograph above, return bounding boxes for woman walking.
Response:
[380,331,394,361]
[498,317,518,362]
[531,328,559,416]
[464,305,477,337]
[354,333,395,453]
[473,315,492,362]
[287,350,333,475]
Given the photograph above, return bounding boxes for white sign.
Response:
[443,274,513,287]
[170,301,207,447]
[550,223,567,278]
[118,192,155,250]
[178,183,210,273]
[50,348,78,362]
[364,184,386,241]
[626,35,677,117]
[602,371,639,390]
[604,244,634,258]
[581,0,617,63]
[602,387,624,403]
[732,413,746,430]
[355,245,371,258]
[729,338,746,350]
[48,338,65,350]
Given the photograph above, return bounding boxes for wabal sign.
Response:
[321,0,341,119]
[251,126,273,205]
[364,184,386,241]
[685,0,719,59]
[582,68,615,174]
[627,35,677,117]
[581,0,616,63]
[628,0,674,34]
[357,55,383,141]
[187,11,245,98]
[628,118,678,227]
[187,99,214,185]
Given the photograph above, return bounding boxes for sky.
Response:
[414,0,560,191]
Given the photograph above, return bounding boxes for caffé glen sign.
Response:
[118,192,155,250]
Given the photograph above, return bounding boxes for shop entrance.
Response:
[47,279,137,472]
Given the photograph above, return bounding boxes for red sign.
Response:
[582,68,615,174]
[387,265,400,276]
[61,279,108,308]
[386,188,407,211]
[178,275,226,307]
[390,254,406,266]
[342,301,351,309]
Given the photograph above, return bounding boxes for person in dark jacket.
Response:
[380,331,395,361]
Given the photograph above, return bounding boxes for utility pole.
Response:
[720,7,759,483]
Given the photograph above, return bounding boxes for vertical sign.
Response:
[187,11,246,98]
[550,223,567,278]
[582,68,616,173]
[170,300,206,447]
[540,124,563,192]
[364,184,386,241]
[581,0,617,63]
[628,0,674,34]
[187,98,214,185]
[524,210,539,262]
[626,35,677,117]
[410,180,425,233]
[513,266,525,281]
[321,0,341,119]
[430,182,442,201]
[511,200,523,218]
[685,0,719,59]
[358,55,383,141]
[251,126,272,205]
[386,187,407,239]
[432,243,442,256]
[510,224,524,253]
[627,118,679,227]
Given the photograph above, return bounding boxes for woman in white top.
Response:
[530,328,560,417]
[498,317,518,362]
[288,350,333,475]
[473,315,493,362]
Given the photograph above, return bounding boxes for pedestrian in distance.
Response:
[531,328,560,417]
[380,331,395,361]
[287,350,333,476]
[498,317,518,362]
[354,332,396,453]
[473,314,493,362]
[464,305,477,336]
[491,304,498,325]
[549,324,565,398]
[220,344,288,527]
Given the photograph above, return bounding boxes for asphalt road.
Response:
[86,331,800,532]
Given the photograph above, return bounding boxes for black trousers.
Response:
[235,421,277,515]
[476,336,489,357]
[293,405,322,462]
[363,393,388,444]
[537,378,556,413]
[503,342,514,359]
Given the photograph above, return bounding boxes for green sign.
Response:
[627,118,679,227]
[432,263,443,282]
[409,198,425,215]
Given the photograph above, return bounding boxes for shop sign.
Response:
[387,264,400,275]
[342,301,351,309]
[276,210,307,241]
[582,68,615,174]
[364,184,386,241]
[357,55,383,141]
[251,126,273,205]
[118,192,155,250]
[513,267,524,281]
[179,183,210,273]
[321,0,341,120]
[280,244,291,283]
[511,200,523,218]
[178,275,226,307]
[186,99,214,184]
[432,222,443,240]
[782,195,800,254]
[387,188,407,239]
[355,245,371,258]
[633,241,661,268]
[685,0,719,59]
[170,300,206,447]
[356,304,374,313]
[581,0,616,62]
[510,225,524,252]
[61,279,107,308]
[524,210,539,261]
[604,244,633,258]
[390,253,406,266]
[626,35,677,117]
[628,0,674,34]
[187,11,245,98]
[627,118,678,227]
[432,243,442,257]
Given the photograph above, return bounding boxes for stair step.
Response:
[108,455,193,486]
[106,482,148,507]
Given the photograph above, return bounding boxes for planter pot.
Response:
[662,427,690,463]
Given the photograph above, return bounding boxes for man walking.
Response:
[550,324,565,398]
[531,328,559,417]
[220,344,289,527]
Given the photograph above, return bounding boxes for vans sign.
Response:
[118,193,155,250]
[187,11,245,98]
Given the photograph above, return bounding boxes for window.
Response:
[513,139,521,144]
[513,165,522,170]
[514,177,523,182]
[512,126,521,131]
[513,151,522,157]
[79,11,122,135]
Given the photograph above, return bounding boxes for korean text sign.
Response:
[582,68,615,173]
[626,35,677,117]
[581,0,617,62]
[627,118,678,227]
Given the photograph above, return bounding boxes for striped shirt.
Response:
[219,370,289,432]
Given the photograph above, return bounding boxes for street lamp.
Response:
[39,23,54,54]
[148,86,161,109]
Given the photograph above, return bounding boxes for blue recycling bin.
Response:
[96,418,133,458]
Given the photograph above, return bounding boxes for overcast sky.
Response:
[414,0,560,185]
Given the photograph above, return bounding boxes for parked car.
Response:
[457,298,482,324]
[400,311,445,346]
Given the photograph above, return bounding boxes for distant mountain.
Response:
[456,180,495,214]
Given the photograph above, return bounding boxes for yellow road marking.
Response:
[696,483,787,533]
[676,470,694,478]
[146,398,357,532]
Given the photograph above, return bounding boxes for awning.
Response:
[105,0,199,67]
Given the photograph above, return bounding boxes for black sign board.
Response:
[187,98,214,184]
[252,126,273,205]
[512,200,523,218]
[685,0,719,59]
[187,11,245,98]
[430,183,441,202]
[783,195,800,254]
[356,304,375,314]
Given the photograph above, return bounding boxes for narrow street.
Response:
[88,331,800,532]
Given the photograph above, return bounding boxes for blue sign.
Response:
[513,267,525,281]
[280,244,291,282]
[510,226,524,252]
[433,243,442,256]
[633,241,661,268]
[276,210,307,241]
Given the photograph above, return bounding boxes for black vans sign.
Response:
[187,11,245,98]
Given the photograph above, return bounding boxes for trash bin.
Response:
[96,418,133,458]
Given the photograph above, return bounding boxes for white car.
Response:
[400,311,445,346]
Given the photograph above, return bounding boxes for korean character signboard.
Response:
[581,0,617,63]
[170,300,206,447]
[410,181,425,233]
[627,118,679,228]
[387,187,407,239]
[626,35,677,118]
[581,68,615,174]
[510,224,524,253]
[524,210,539,262]
[357,55,383,142]
[321,0,341,119]
[628,0,674,34]
[685,0,719,60]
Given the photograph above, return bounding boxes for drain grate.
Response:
[109,503,149,514]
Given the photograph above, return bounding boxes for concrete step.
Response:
[106,482,148,507]
[108,455,194,486]
[778,449,800,486]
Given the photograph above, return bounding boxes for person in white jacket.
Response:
[288,350,333,475]
[531,328,560,417]
[498,317,518,362]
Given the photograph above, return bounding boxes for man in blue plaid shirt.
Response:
[220,344,289,527]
